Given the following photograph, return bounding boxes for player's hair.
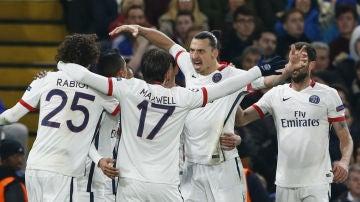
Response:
[194,31,218,50]
[141,48,176,83]
[97,49,126,77]
[56,34,100,67]
[294,42,316,62]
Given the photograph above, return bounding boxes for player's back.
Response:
[26,71,119,177]
[112,78,204,185]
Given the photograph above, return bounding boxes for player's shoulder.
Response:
[313,82,338,95]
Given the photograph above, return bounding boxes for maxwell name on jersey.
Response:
[139,88,176,105]
[280,110,320,128]
[56,78,89,89]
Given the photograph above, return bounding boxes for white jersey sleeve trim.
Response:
[328,116,346,122]
[252,104,265,118]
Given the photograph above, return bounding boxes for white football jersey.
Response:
[169,44,265,164]
[77,111,120,195]
[254,81,345,187]
[108,77,207,185]
[22,69,119,177]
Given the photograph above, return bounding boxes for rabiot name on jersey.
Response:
[56,78,89,89]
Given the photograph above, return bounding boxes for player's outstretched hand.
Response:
[98,158,120,179]
[332,161,349,183]
[109,24,139,37]
[257,55,287,76]
[220,133,242,151]
[287,44,306,72]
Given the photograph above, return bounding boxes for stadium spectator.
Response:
[276,9,311,58]
[221,5,258,62]
[158,0,209,37]
[0,139,27,202]
[329,4,358,66]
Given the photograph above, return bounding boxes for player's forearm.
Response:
[235,106,261,126]
[88,143,103,166]
[206,67,261,101]
[264,64,291,88]
[339,132,353,165]
[0,103,29,125]
[59,63,110,95]
[335,121,353,165]
[138,26,175,51]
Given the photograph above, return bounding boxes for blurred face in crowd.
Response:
[126,8,145,24]
[283,11,304,38]
[254,32,277,57]
[347,170,360,197]
[312,48,329,73]
[233,14,255,40]
[295,0,311,14]
[229,0,246,12]
[176,14,194,39]
[241,53,261,70]
[336,11,358,37]
[189,38,218,75]
[178,0,194,11]
[2,153,24,171]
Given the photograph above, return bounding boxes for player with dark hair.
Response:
[0,34,120,201]
[109,24,304,202]
[237,42,353,202]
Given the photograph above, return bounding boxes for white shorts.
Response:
[116,178,183,202]
[25,169,78,202]
[276,184,331,202]
[180,157,246,202]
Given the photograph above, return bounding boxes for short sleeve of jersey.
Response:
[253,87,275,117]
[107,77,128,100]
[20,78,45,110]
[327,87,345,121]
[99,94,119,116]
[169,44,193,75]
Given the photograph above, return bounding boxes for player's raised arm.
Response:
[205,56,286,102]
[109,25,175,51]
[57,62,114,96]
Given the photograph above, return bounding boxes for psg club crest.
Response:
[212,73,222,83]
[309,95,320,104]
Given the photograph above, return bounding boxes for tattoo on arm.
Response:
[338,120,347,129]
